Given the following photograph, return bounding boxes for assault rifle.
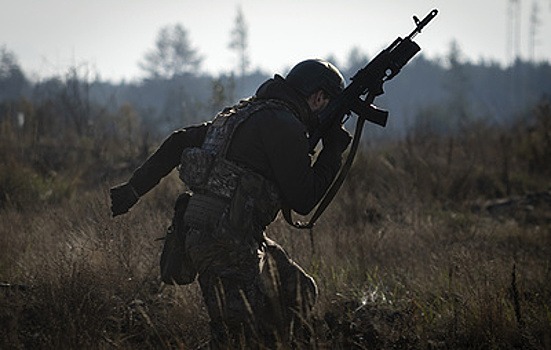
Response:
[283,9,438,234]
[309,8,438,152]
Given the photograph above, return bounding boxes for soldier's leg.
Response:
[197,260,266,348]
[262,238,318,342]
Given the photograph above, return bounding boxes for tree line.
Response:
[1,19,550,212]
[1,17,550,141]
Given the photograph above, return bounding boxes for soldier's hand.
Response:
[322,123,351,153]
[110,182,139,217]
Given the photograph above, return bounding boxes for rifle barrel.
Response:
[408,9,438,39]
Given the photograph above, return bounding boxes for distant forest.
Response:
[1,38,550,141]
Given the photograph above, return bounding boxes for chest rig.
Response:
[179,98,284,235]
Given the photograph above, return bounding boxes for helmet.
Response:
[285,59,345,98]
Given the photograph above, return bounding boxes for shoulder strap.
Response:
[205,98,292,158]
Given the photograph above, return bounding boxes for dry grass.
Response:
[1,102,551,349]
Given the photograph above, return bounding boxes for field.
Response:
[1,101,550,349]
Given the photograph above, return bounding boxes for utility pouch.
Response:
[229,172,280,232]
[179,148,215,186]
[160,192,197,285]
[183,193,228,230]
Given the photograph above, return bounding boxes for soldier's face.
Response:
[307,90,330,114]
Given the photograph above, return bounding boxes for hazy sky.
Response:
[1,0,550,82]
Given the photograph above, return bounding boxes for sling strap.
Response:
[282,114,365,231]
[283,94,384,250]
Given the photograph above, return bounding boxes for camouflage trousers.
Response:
[186,228,317,348]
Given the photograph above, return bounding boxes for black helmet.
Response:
[285,59,345,98]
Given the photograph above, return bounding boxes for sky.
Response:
[1,0,550,83]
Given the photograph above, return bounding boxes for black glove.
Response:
[110,182,139,217]
[322,123,352,153]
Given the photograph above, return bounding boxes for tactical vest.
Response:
[179,98,285,236]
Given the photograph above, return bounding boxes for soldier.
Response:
[110,59,351,348]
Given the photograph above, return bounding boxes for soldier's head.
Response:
[285,59,345,114]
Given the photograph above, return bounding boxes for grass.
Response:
[1,101,551,349]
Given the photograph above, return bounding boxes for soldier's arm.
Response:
[259,111,343,215]
[110,122,209,217]
[128,122,209,196]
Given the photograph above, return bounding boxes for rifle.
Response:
[309,8,438,151]
[283,9,438,235]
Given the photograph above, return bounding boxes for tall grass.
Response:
[1,101,550,349]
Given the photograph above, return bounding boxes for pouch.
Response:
[179,148,215,187]
[229,172,280,233]
[160,192,197,285]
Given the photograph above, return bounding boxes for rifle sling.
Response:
[282,113,367,249]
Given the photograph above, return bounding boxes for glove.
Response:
[322,123,352,153]
[110,182,140,217]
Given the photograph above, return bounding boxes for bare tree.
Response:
[60,66,92,137]
[444,40,471,128]
[228,6,250,78]
[140,24,202,79]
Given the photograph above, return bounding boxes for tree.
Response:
[229,6,250,78]
[344,47,369,77]
[444,40,471,127]
[0,45,28,101]
[140,24,202,79]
